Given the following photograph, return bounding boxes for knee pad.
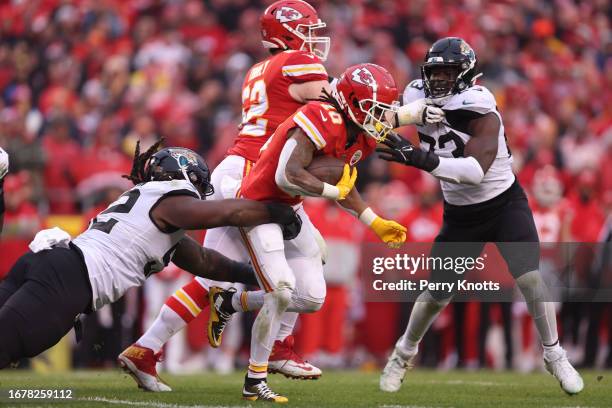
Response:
[289,294,325,313]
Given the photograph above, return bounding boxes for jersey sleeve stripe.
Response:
[294,111,326,149]
[282,64,326,77]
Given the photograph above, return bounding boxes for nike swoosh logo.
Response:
[462,101,474,105]
[291,364,313,371]
[319,111,328,122]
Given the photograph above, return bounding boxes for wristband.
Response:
[358,207,378,226]
[396,100,424,126]
[321,183,340,199]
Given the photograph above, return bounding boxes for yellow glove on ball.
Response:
[321,164,357,200]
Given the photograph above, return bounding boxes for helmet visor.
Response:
[359,99,399,142]
[296,21,330,61]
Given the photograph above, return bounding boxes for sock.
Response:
[515,270,558,346]
[396,290,450,355]
[232,290,264,312]
[138,280,209,353]
[276,312,298,341]
[248,289,290,379]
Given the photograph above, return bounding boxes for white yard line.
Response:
[78,396,249,408]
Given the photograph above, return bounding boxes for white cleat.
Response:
[380,347,416,392]
[544,346,584,395]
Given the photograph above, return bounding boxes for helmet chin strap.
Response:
[180,166,202,200]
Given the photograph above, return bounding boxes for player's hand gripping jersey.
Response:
[73,180,199,310]
[240,101,376,205]
[403,79,514,205]
[228,50,328,162]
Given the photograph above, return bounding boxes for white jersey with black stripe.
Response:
[403,79,514,205]
[73,180,198,310]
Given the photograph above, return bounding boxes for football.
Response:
[306,155,346,185]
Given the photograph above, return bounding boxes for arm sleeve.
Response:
[282,51,328,83]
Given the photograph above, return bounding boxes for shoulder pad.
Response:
[443,85,497,114]
[402,79,426,105]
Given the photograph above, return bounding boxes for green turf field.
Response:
[0,369,610,407]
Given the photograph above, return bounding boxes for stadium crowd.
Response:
[0,0,610,372]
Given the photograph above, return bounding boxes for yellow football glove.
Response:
[321,164,357,200]
[359,207,407,248]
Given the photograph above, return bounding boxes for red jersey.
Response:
[241,101,377,205]
[227,50,328,162]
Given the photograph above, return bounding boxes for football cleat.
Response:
[207,286,236,348]
[380,347,416,392]
[243,377,288,403]
[117,344,171,392]
[544,346,584,395]
[268,335,322,380]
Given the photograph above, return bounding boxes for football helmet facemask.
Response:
[421,37,480,105]
[146,147,214,199]
[260,0,330,61]
[335,63,399,142]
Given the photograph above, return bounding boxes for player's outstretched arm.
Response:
[277,129,356,200]
[338,188,407,246]
[172,235,258,285]
[377,113,499,185]
[152,195,300,231]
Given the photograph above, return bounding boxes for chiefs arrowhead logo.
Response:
[351,67,376,87]
[275,6,303,23]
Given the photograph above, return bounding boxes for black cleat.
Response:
[207,286,236,348]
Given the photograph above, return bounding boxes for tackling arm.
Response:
[378,112,500,185]
[152,195,300,232]
[172,235,258,285]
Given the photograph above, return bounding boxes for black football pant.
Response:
[429,178,541,300]
[0,245,92,368]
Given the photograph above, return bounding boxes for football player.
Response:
[0,147,9,235]
[377,37,583,395]
[216,62,442,402]
[119,0,334,389]
[0,142,301,369]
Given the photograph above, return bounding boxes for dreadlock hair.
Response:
[123,138,165,185]
[311,88,360,146]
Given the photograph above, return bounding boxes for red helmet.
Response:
[334,63,399,142]
[260,0,330,61]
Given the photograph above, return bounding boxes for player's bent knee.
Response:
[288,294,325,313]
[270,287,293,310]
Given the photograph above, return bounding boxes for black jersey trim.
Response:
[149,189,199,234]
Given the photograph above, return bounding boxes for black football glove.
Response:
[265,202,303,240]
[376,132,440,172]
